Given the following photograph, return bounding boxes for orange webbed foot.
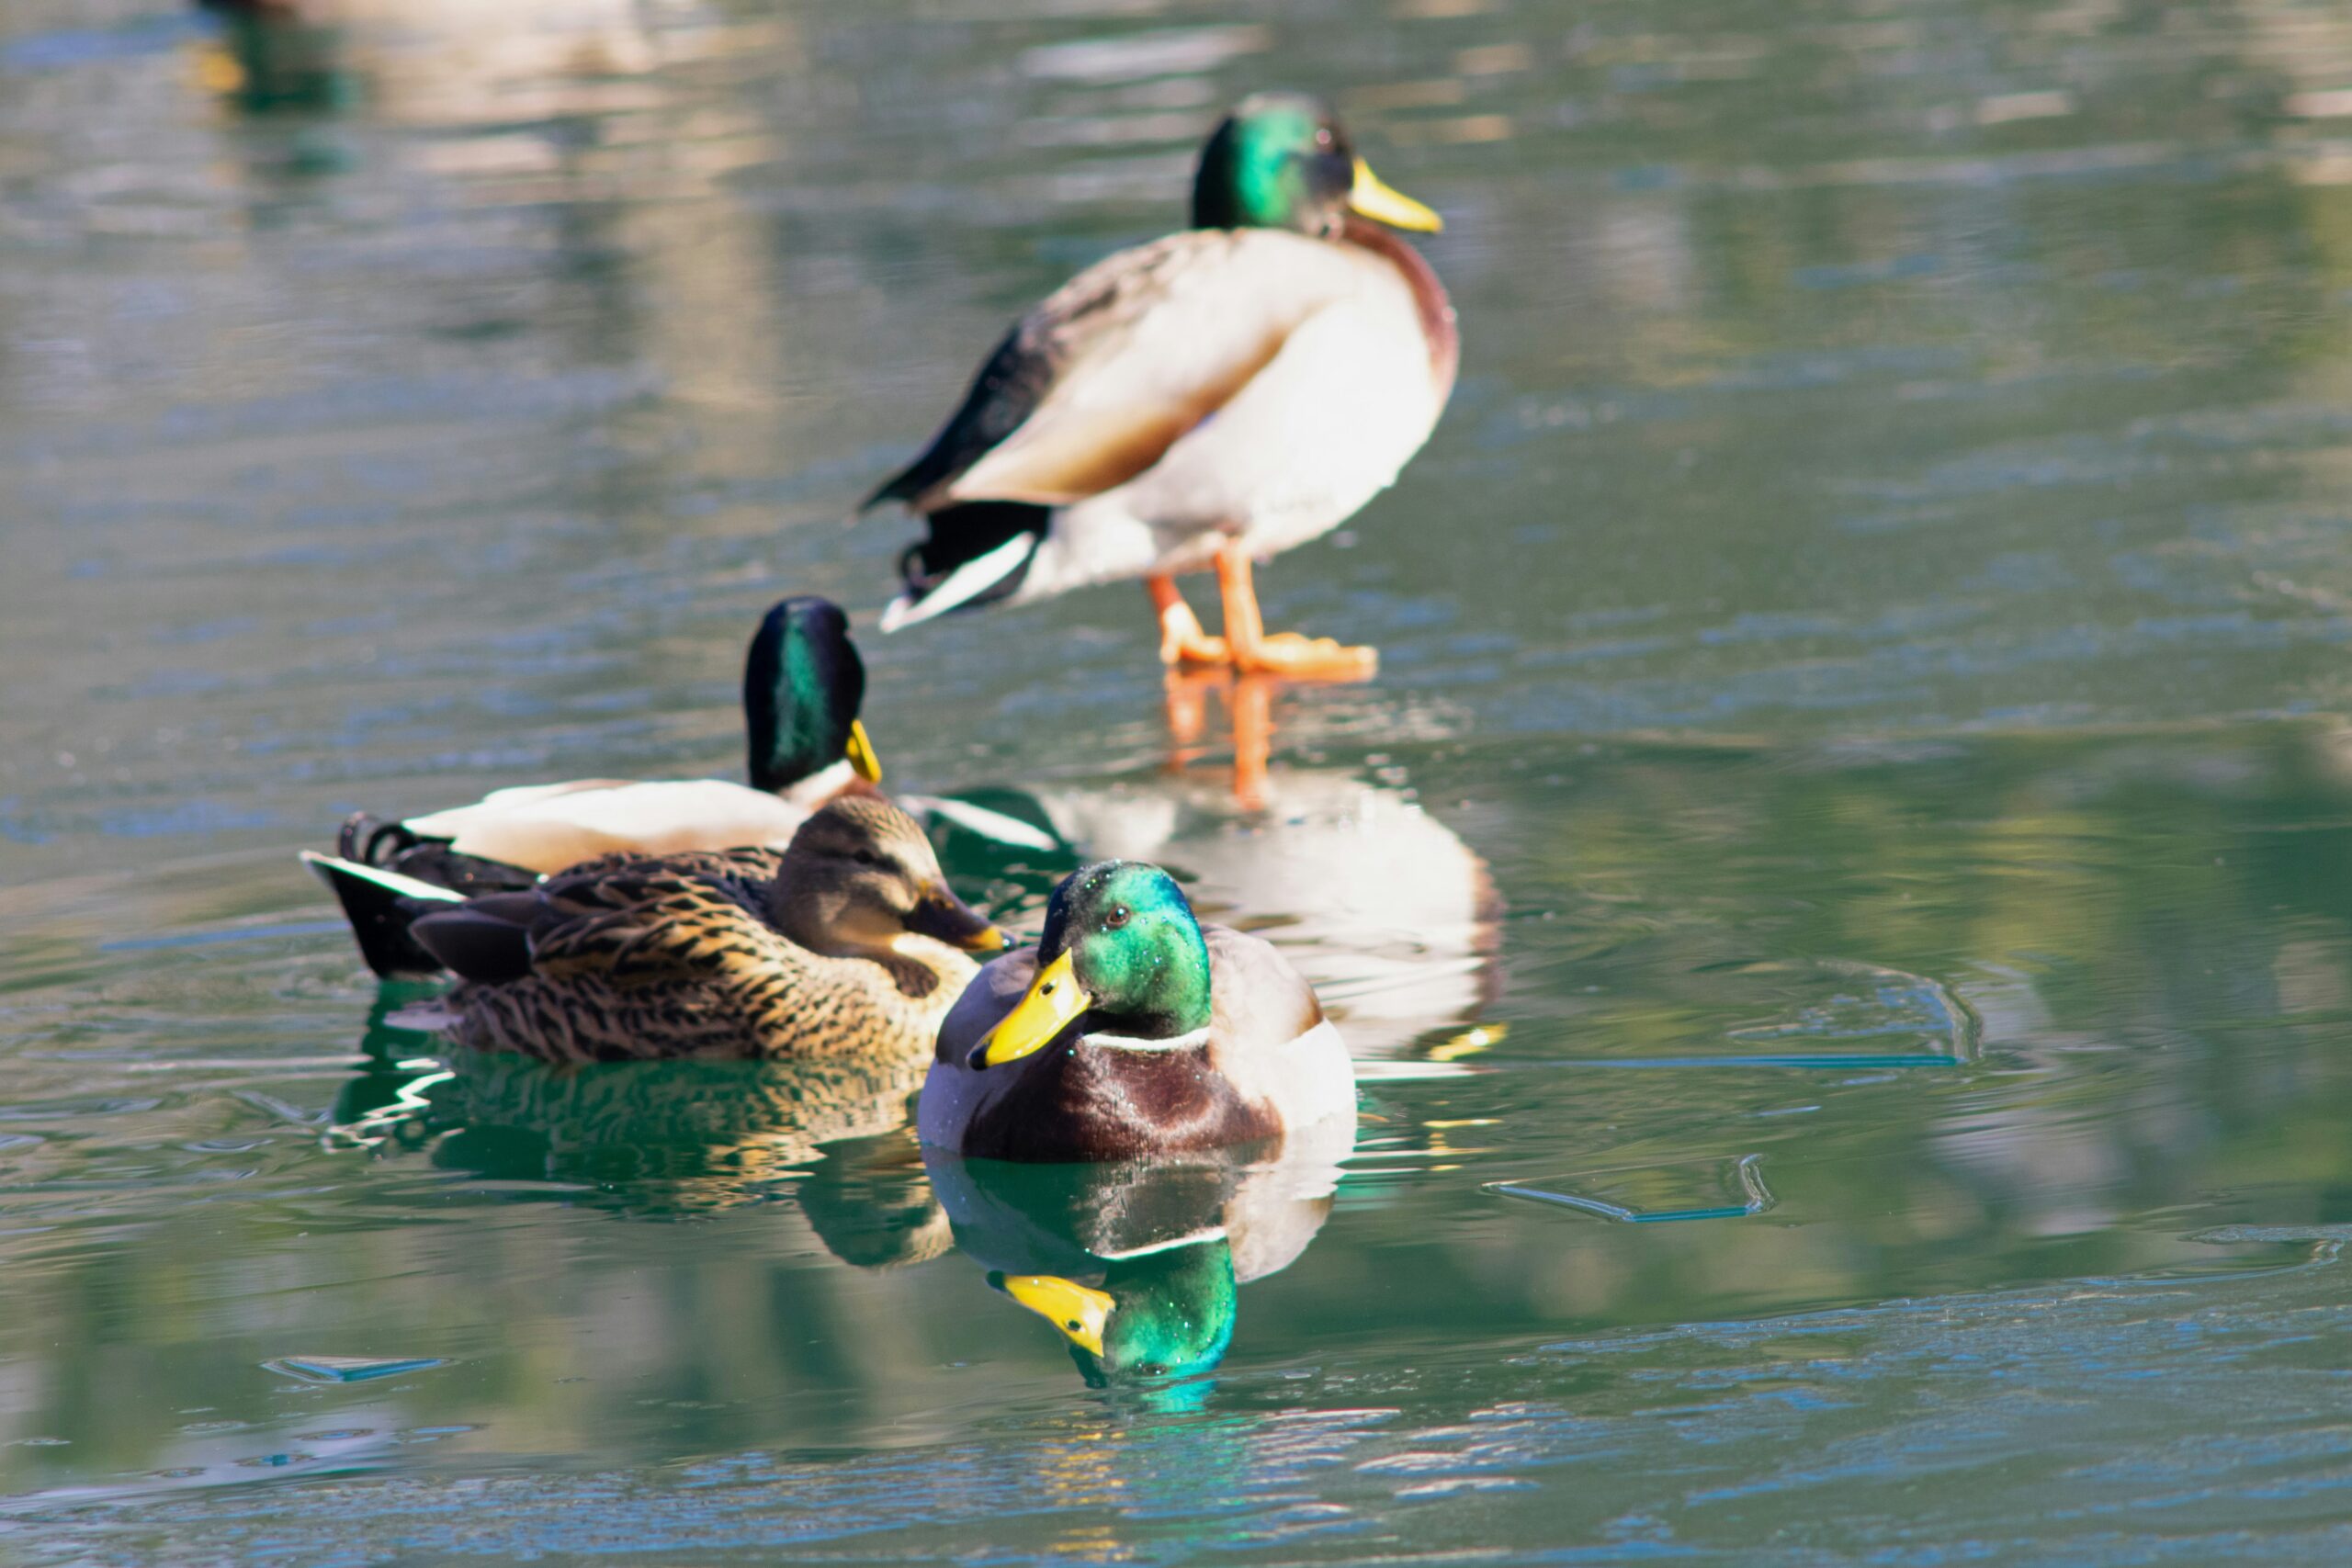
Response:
[1150,576,1232,667]
[1159,618,1233,668]
[1231,631,1378,682]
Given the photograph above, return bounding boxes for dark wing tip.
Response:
[412,901,538,986]
[861,324,1052,521]
[306,854,447,980]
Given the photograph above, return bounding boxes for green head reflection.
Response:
[990,1238,1238,1388]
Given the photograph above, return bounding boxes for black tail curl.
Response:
[338,812,421,866]
[336,811,537,898]
[896,501,1049,612]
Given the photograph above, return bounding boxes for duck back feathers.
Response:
[876,230,1428,516]
[420,847,979,1064]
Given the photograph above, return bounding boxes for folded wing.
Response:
[868,231,1385,514]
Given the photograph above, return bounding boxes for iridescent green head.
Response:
[1191,91,1442,237]
[995,1239,1239,1386]
[742,596,881,795]
[977,862,1211,1067]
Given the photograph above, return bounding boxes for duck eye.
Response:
[1104,905,1131,931]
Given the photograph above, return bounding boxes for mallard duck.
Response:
[917,859,1356,1160]
[866,92,1456,680]
[310,595,881,976]
[389,797,1003,1063]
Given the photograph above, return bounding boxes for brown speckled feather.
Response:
[435,848,978,1064]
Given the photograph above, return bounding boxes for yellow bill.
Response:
[1000,1274,1114,1358]
[978,951,1091,1067]
[1349,158,1442,232]
[846,719,884,784]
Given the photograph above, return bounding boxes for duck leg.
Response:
[1214,542,1378,681]
[1148,573,1229,666]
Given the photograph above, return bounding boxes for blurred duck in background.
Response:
[194,0,669,118]
[866,92,1456,682]
[194,0,349,113]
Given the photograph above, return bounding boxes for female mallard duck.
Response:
[309,595,881,976]
[918,859,1356,1160]
[866,92,1456,681]
[398,797,1004,1063]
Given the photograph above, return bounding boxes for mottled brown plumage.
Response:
[413,798,1003,1064]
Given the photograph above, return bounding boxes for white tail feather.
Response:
[878,534,1038,633]
[299,850,468,903]
[897,795,1062,852]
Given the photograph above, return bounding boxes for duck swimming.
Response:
[395,797,1003,1063]
[866,92,1456,681]
[310,595,879,976]
[918,859,1356,1160]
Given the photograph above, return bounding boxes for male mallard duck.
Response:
[866,92,1456,680]
[917,859,1356,1160]
[310,595,880,976]
[393,798,1004,1063]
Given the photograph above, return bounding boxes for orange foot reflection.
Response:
[1161,668,1277,809]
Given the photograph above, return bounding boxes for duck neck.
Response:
[775,757,861,814]
[1342,218,1458,400]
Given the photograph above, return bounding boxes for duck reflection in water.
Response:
[331,1001,950,1261]
[926,1116,1351,1391]
[926,671,1500,1063]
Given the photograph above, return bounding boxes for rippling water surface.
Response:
[10,0,2352,1561]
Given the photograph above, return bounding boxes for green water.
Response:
[9,0,2352,1560]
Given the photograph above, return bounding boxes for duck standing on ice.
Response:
[866,92,1456,681]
